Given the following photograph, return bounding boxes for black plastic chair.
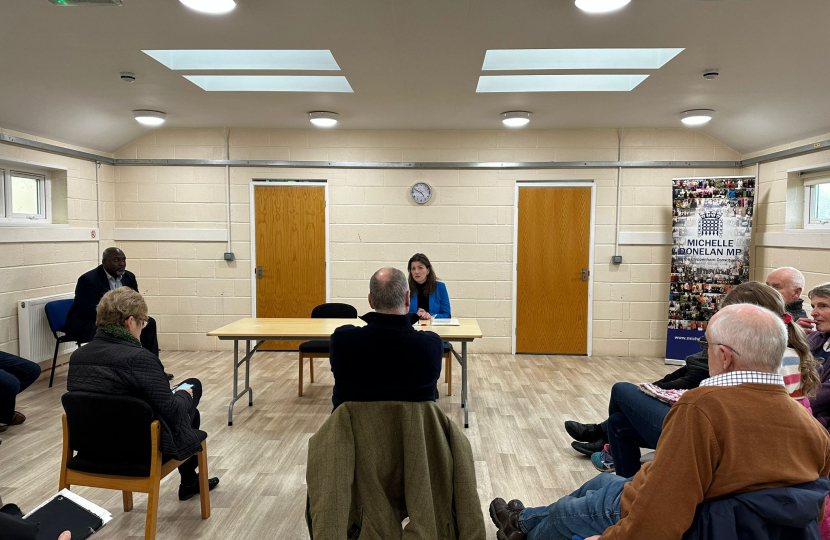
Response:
[44,299,89,388]
[59,392,210,540]
[298,303,358,396]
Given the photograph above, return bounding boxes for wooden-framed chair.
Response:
[298,302,358,396]
[59,392,210,540]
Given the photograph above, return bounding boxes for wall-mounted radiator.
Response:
[18,293,76,363]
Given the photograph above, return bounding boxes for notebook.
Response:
[24,489,111,540]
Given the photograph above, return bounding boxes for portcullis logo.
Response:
[698,211,723,237]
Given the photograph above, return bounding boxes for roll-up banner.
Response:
[666,176,756,362]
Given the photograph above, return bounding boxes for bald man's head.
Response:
[766,267,805,304]
[369,267,410,314]
[706,303,787,376]
[102,247,127,278]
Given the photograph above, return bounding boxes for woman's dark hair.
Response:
[408,253,438,296]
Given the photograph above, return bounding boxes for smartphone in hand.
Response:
[172,382,193,394]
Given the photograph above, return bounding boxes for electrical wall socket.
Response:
[224,252,235,261]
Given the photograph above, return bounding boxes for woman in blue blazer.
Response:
[408,253,451,319]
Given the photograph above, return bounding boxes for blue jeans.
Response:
[0,351,41,423]
[607,382,670,478]
[519,474,629,540]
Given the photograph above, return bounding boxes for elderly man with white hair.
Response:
[490,303,830,540]
[766,266,809,320]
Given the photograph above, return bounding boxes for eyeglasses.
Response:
[128,316,149,329]
[716,343,741,357]
[698,336,708,351]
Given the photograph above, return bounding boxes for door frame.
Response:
[511,181,597,356]
[249,180,330,317]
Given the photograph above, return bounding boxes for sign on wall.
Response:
[666,176,756,362]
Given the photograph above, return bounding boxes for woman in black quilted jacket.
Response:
[66,287,218,501]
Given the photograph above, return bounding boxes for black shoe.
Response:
[166,373,174,380]
[564,420,604,443]
[178,476,219,501]
[571,439,605,456]
[507,499,525,512]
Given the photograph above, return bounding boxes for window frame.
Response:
[0,163,52,224]
[803,177,830,230]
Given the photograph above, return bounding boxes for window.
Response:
[0,165,51,222]
[810,183,830,223]
[802,171,830,229]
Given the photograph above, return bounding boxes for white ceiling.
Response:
[1,0,829,154]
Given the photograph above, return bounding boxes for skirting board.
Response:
[0,226,98,243]
[113,228,228,242]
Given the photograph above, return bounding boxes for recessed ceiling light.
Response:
[133,110,166,126]
[183,75,353,92]
[501,111,531,127]
[575,0,631,13]
[680,109,714,126]
[179,0,236,14]
[482,48,683,71]
[143,50,340,71]
[477,74,648,93]
[309,111,339,128]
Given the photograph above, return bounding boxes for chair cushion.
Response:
[67,453,173,477]
[299,340,330,353]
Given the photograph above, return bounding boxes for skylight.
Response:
[143,50,341,70]
[476,74,649,93]
[183,75,354,92]
[481,48,684,71]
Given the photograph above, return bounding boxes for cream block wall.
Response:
[4,123,825,360]
[0,127,113,355]
[112,127,739,355]
[746,132,830,298]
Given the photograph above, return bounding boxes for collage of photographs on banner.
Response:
[666,177,756,358]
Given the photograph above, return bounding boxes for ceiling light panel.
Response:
[482,48,684,71]
[476,74,648,92]
[143,50,340,71]
[184,75,353,92]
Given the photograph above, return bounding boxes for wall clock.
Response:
[410,182,433,204]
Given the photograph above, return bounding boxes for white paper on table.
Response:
[430,318,461,326]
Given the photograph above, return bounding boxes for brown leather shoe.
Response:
[10,412,25,425]
[489,498,527,540]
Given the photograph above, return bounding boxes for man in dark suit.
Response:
[329,267,444,410]
[65,247,171,378]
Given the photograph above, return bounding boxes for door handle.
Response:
[256,266,263,279]
[582,268,588,282]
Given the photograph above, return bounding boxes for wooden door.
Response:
[255,185,326,350]
[516,186,591,354]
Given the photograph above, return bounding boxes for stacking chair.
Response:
[44,299,89,388]
[298,302,358,396]
[59,392,210,540]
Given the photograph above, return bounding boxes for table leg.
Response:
[228,339,257,425]
[245,340,253,406]
[461,341,468,428]
[228,340,239,426]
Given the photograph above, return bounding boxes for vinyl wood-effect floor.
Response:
[0,351,672,539]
